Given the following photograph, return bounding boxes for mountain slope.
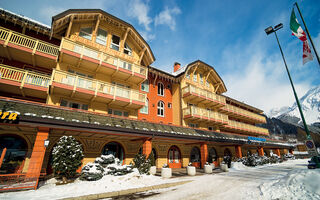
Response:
[268,86,320,125]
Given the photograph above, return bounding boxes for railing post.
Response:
[94,80,98,96]
[32,40,39,55]
[73,75,78,91]
[50,68,55,86]
[20,71,28,88]
[4,31,12,47]
[129,89,133,103]
[113,85,117,100]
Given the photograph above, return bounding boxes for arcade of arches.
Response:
[0,127,288,177]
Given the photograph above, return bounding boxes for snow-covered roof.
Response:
[0,8,51,30]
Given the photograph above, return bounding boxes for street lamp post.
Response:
[265,23,318,156]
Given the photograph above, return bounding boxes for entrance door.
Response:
[168,146,181,168]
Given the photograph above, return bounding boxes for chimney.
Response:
[174,62,181,72]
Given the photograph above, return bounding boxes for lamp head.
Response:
[274,23,283,31]
[265,26,274,35]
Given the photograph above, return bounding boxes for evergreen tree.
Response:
[133,153,151,174]
[148,151,155,166]
[52,136,84,181]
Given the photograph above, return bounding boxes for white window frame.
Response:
[79,27,93,40]
[200,74,203,84]
[157,101,165,117]
[108,108,129,117]
[123,42,132,56]
[141,80,149,92]
[140,98,149,114]
[95,28,108,45]
[60,99,88,110]
[193,73,197,82]
[157,82,164,96]
[110,34,120,51]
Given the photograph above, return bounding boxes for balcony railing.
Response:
[0,26,59,57]
[224,120,269,135]
[182,84,226,105]
[53,70,146,103]
[183,106,228,124]
[222,104,266,123]
[0,64,50,87]
[60,38,147,77]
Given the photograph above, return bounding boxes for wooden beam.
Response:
[92,14,102,40]
[65,15,74,38]
[205,69,213,82]
[139,47,147,64]
[122,27,130,45]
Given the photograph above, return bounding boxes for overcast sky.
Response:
[1,0,319,114]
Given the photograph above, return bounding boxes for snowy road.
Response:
[144,159,320,200]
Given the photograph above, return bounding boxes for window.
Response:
[208,126,214,131]
[206,79,210,88]
[193,73,197,82]
[108,109,129,117]
[79,27,92,40]
[157,82,164,96]
[186,72,190,79]
[168,103,172,108]
[119,60,132,71]
[141,80,149,92]
[123,42,132,55]
[95,28,107,45]
[140,99,149,114]
[200,74,203,84]
[60,99,88,110]
[110,35,120,51]
[188,123,198,128]
[157,101,164,117]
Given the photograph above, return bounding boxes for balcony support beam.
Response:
[139,47,146,64]
[92,14,102,42]
[65,15,74,38]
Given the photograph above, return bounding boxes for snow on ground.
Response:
[1,159,319,200]
[144,159,320,200]
[0,169,180,200]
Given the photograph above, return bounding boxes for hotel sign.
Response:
[247,136,266,143]
[0,111,19,124]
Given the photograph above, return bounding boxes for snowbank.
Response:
[0,171,179,200]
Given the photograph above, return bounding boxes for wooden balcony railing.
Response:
[60,38,147,77]
[224,120,269,135]
[0,26,59,57]
[222,104,266,123]
[0,64,51,87]
[183,106,228,124]
[53,70,146,103]
[182,84,226,105]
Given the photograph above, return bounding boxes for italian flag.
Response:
[290,9,313,65]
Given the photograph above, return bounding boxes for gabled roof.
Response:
[51,9,155,65]
[174,60,227,93]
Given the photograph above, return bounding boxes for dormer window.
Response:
[110,35,120,51]
[124,43,132,56]
[79,27,92,40]
[96,28,107,45]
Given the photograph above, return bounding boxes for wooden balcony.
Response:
[182,85,226,108]
[51,70,146,109]
[0,26,59,69]
[0,64,50,98]
[220,104,266,123]
[183,106,228,125]
[59,38,147,84]
[222,120,269,136]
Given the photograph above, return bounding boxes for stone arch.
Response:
[101,141,126,164]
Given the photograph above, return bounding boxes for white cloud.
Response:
[155,6,181,31]
[140,30,155,41]
[128,0,152,31]
[221,30,312,115]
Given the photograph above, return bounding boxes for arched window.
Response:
[157,101,164,117]
[140,98,149,114]
[208,148,218,162]
[102,142,125,164]
[0,135,28,174]
[157,82,164,96]
[190,147,201,163]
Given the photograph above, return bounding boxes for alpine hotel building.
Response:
[0,9,294,189]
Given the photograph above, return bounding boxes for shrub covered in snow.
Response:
[133,153,151,174]
[241,153,284,167]
[80,154,133,181]
[284,153,295,160]
[52,136,84,180]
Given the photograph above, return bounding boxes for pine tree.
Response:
[148,151,155,166]
[133,154,151,174]
[52,136,84,181]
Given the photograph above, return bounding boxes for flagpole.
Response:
[294,2,320,66]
